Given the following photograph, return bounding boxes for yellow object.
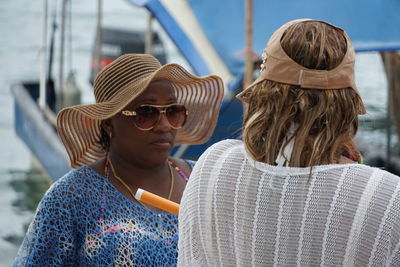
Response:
[135,188,180,215]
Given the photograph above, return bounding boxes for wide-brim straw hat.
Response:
[57,54,224,168]
[237,18,366,115]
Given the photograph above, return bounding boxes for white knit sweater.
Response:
[178,139,400,267]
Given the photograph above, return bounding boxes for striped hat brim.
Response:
[57,56,224,168]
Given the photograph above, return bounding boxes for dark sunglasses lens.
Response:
[134,106,160,129]
[166,105,187,128]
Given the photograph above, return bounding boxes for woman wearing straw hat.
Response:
[13,54,224,266]
[178,19,400,266]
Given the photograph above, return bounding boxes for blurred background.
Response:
[0,0,398,265]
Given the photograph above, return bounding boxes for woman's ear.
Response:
[101,119,113,138]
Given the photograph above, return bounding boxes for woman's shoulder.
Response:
[169,140,242,176]
[200,139,244,159]
[212,138,243,148]
[344,163,397,177]
[53,165,100,185]
[352,164,400,182]
[44,166,104,200]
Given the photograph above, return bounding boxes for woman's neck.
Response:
[109,153,169,185]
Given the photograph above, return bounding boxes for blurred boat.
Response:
[89,27,167,84]
[12,82,69,180]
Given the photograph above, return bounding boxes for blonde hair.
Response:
[243,21,363,167]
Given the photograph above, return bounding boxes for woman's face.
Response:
[107,80,179,168]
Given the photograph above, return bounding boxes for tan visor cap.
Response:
[237,18,366,115]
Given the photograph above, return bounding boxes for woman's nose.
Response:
[152,113,172,132]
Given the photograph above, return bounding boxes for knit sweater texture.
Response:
[14,166,180,266]
[178,139,400,266]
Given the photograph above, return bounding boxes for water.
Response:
[0,0,394,265]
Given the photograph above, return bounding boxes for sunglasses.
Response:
[121,104,188,131]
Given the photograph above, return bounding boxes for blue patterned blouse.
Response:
[13,165,189,266]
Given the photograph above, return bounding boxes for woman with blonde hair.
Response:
[178,19,400,266]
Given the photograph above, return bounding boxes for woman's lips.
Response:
[151,139,172,149]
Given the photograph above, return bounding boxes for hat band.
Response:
[260,55,356,90]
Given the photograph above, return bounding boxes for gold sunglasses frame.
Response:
[121,103,188,131]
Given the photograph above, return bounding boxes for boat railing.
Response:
[11,82,70,180]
